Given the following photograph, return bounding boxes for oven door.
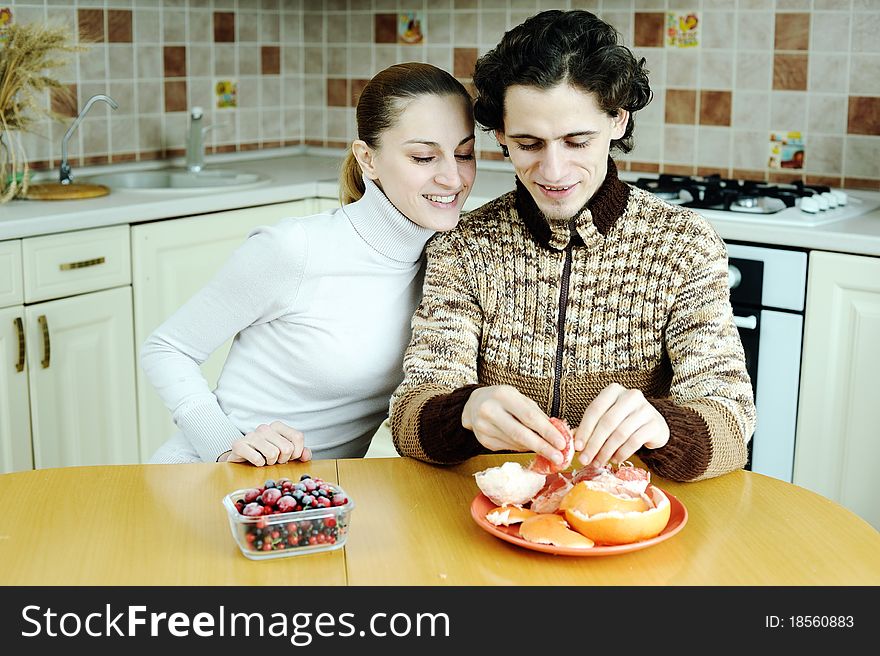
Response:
[734,306,803,482]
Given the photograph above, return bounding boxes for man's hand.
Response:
[223,421,312,466]
[574,383,669,466]
[462,385,566,464]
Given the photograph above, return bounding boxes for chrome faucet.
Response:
[185,107,216,173]
[59,94,119,185]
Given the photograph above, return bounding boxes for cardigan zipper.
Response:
[551,230,576,418]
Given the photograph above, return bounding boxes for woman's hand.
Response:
[573,383,669,467]
[462,385,566,464]
[222,421,312,466]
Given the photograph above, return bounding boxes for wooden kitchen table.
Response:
[1,454,878,586]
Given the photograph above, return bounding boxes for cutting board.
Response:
[24,182,110,200]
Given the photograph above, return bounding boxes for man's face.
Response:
[496,83,627,222]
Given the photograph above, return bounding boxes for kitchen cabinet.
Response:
[794,251,880,530]
[131,199,335,461]
[0,226,138,471]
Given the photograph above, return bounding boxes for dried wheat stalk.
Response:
[0,21,84,201]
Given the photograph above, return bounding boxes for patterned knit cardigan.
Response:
[389,159,756,482]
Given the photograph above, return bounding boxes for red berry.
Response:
[276,496,297,513]
[243,488,261,503]
[242,502,263,517]
[325,517,337,528]
[331,494,347,507]
[261,488,282,507]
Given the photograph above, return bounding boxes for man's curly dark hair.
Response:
[473,10,652,154]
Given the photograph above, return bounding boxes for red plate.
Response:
[470,488,688,556]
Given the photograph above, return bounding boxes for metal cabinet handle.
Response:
[59,256,105,271]
[14,317,25,372]
[38,314,50,368]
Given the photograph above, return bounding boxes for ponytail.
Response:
[339,150,366,205]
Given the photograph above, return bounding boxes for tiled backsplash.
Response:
[6,0,879,189]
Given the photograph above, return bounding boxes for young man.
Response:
[389,10,755,482]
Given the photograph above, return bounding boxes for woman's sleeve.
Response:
[140,221,307,462]
[389,230,488,464]
[641,226,757,482]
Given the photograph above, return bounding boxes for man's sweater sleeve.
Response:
[140,221,307,462]
[389,230,487,464]
[641,224,757,481]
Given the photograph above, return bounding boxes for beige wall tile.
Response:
[808,94,847,134]
[664,125,696,164]
[810,13,850,52]
[736,51,772,90]
[808,53,848,94]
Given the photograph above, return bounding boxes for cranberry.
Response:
[303,479,317,492]
[276,496,297,513]
[325,517,337,528]
[261,488,282,507]
[331,494,347,507]
[243,488,261,503]
[242,502,263,517]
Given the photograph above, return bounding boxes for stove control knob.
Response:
[728,264,742,290]
[816,194,830,210]
[821,191,838,208]
[831,189,847,205]
[800,196,820,213]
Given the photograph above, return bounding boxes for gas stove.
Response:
[633,174,879,227]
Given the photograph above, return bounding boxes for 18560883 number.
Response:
[790,616,854,628]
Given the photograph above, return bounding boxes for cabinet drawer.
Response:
[22,225,131,303]
[0,240,24,308]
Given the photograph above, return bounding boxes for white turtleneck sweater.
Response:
[141,178,435,462]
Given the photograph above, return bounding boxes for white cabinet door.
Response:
[131,200,313,461]
[25,286,138,468]
[0,306,33,473]
[794,251,880,530]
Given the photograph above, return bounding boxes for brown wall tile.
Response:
[78,9,104,43]
[634,13,664,48]
[630,161,661,173]
[775,13,809,51]
[262,46,281,75]
[214,12,235,43]
[663,164,696,176]
[164,80,188,113]
[773,54,808,90]
[769,171,805,184]
[697,166,731,177]
[843,177,880,191]
[732,169,768,182]
[350,78,370,107]
[108,10,132,43]
[700,90,732,126]
[847,96,880,135]
[375,14,396,44]
[51,84,79,118]
[164,46,187,78]
[805,174,843,188]
[327,78,347,107]
[665,89,697,124]
[453,47,478,78]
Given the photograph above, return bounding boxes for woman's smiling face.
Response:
[356,93,476,233]
[496,83,628,222]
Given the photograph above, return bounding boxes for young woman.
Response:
[142,62,476,465]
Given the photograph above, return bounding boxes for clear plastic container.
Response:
[222,486,354,560]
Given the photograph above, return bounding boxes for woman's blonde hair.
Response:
[339,62,473,205]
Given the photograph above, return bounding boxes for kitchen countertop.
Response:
[0,453,878,585]
[2,147,879,257]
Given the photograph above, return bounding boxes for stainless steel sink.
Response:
[84,168,270,192]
